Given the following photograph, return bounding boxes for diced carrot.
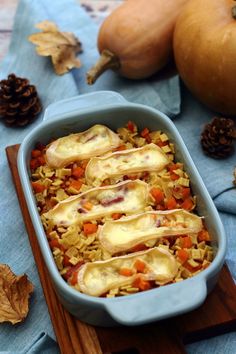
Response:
[139,279,152,291]
[63,254,71,267]
[130,244,148,252]
[140,127,150,138]
[156,140,168,147]
[70,271,79,285]
[133,277,151,291]
[49,238,61,249]
[83,201,93,211]
[127,120,135,132]
[69,179,82,191]
[119,268,134,277]
[198,229,211,242]
[112,213,122,220]
[168,163,181,172]
[150,187,164,204]
[177,249,189,264]
[166,196,177,210]
[83,223,98,235]
[31,149,41,158]
[184,262,202,273]
[32,181,45,193]
[30,158,40,170]
[115,144,126,151]
[180,236,193,249]
[182,198,194,211]
[182,187,191,199]
[170,172,179,181]
[132,277,140,288]
[37,155,46,166]
[140,127,151,143]
[134,259,146,273]
[72,166,84,179]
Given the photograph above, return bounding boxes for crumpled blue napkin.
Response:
[0,0,235,353]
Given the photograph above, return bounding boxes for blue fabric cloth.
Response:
[0,0,235,353]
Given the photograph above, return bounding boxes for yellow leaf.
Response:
[28,20,82,75]
[0,264,34,324]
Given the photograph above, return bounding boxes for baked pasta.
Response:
[30,122,214,297]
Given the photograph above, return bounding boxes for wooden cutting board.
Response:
[6,144,236,354]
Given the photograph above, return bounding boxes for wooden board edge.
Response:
[6,145,103,354]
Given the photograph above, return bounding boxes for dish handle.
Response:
[43,91,127,122]
[105,277,207,326]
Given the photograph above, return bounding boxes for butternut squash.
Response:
[87,0,189,84]
[174,0,236,115]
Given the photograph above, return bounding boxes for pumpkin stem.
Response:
[86,49,120,85]
[232,5,236,19]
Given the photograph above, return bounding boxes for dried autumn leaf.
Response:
[28,20,82,75]
[0,264,34,325]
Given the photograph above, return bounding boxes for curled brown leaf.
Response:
[0,264,34,325]
[28,20,82,75]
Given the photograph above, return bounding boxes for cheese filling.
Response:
[43,180,149,226]
[98,209,203,254]
[85,143,169,186]
[77,247,178,296]
[45,124,121,168]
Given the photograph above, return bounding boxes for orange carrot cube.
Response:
[83,223,98,235]
[150,187,164,204]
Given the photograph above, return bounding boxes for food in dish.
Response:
[77,247,178,297]
[85,143,169,186]
[45,124,121,168]
[30,121,214,297]
[98,209,203,255]
[43,179,149,226]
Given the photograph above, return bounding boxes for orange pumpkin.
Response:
[87,0,189,84]
[174,0,236,115]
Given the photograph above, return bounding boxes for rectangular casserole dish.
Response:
[17,91,226,326]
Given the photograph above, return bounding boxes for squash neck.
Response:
[87,50,120,85]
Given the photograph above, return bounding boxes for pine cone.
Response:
[201,117,236,159]
[0,73,42,126]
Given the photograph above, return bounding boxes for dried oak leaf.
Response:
[0,264,34,325]
[28,20,82,75]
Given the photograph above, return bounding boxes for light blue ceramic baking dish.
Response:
[17,91,226,327]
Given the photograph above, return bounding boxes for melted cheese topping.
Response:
[77,247,178,296]
[85,143,169,186]
[98,210,203,254]
[45,124,121,168]
[43,180,149,226]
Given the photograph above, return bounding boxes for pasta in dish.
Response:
[30,121,214,297]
